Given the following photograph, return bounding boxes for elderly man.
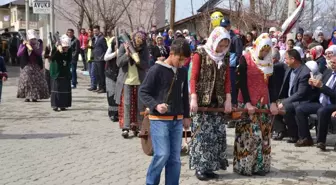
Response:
[294,55,336,150]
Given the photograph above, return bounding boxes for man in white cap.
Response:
[49,34,72,111]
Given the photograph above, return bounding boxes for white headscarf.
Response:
[203,27,231,68]
[250,33,273,75]
[294,46,305,59]
[27,29,38,40]
[305,60,319,74]
[326,45,336,56]
[60,34,71,47]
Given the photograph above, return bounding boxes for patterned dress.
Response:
[233,103,272,176]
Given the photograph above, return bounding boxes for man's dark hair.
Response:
[67,29,74,33]
[93,25,100,30]
[287,49,302,63]
[170,38,191,58]
[4,28,8,32]
[287,39,295,45]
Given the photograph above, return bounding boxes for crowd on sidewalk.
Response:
[1,10,336,185]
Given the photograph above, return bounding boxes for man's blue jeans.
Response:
[71,61,78,87]
[0,81,2,103]
[146,120,183,185]
[88,62,97,89]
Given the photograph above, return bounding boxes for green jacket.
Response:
[49,47,72,80]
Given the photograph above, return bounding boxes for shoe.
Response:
[253,171,266,176]
[53,108,59,111]
[97,89,106,93]
[316,142,326,151]
[93,89,100,92]
[273,131,287,141]
[87,87,97,91]
[287,137,298,143]
[32,99,37,102]
[122,130,129,138]
[112,117,119,122]
[60,108,66,111]
[295,138,314,147]
[204,171,219,179]
[24,99,30,102]
[195,171,208,181]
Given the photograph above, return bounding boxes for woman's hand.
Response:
[123,43,130,56]
[224,100,232,113]
[190,94,198,113]
[245,102,256,115]
[269,103,279,115]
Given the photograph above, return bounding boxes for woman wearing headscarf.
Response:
[235,33,278,176]
[49,34,72,111]
[328,28,336,47]
[17,29,49,102]
[104,37,119,122]
[325,45,336,69]
[116,31,149,138]
[189,27,232,181]
[303,31,313,50]
[310,45,327,74]
[152,34,170,63]
[295,32,304,48]
[313,28,328,50]
[244,32,254,49]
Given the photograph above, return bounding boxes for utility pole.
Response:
[170,0,175,31]
[50,0,55,34]
[25,0,29,31]
[311,0,314,30]
[287,0,297,40]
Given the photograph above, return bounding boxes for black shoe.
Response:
[97,89,106,93]
[273,131,287,141]
[24,99,30,102]
[220,160,229,170]
[87,87,97,91]
[53,108,59,111]
[112,117,119,122]
[122,130,129,138]
[253,171,266,176]
[60,108,66,111]
[205,171,219,179]
[316,142,326,151]
[287,137,298,143]
[32,99,37,102]
[195,171,208,181]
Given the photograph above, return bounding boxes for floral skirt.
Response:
[17,64,49,100]
[233,104,272,176]
[189,112,229,172]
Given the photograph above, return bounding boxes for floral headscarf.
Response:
[251,33,273,76]
[60,34,71,47]
[203,26,231,68]
[132,31,147,50]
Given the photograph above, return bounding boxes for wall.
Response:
[0,8,10,29]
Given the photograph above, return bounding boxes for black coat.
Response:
[92,34,108,62]
[279,64,313,107]
[273,62,287,98]
[314,69,336,104]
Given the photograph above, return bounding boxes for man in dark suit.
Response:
[295,56,336,150]
[271,48,288,140]
[278,49,313,144]
[92,25,108,93]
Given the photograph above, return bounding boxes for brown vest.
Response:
[196,48,229,108]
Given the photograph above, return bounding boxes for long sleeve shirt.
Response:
[0,56,8,80]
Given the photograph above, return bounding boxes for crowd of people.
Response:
[1,11,336,184]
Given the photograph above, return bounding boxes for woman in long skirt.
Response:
[104,37,119,121]
[49,34,72,111]
[235,33,279,176]
[189,27,232,181]
[115,31,149,138]
[17,29,49,102]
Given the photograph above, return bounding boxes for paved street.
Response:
[1,66,336,185]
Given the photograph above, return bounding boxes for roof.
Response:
[0,0,24,6]
[197,0,222,13]
[158,7,231,31]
